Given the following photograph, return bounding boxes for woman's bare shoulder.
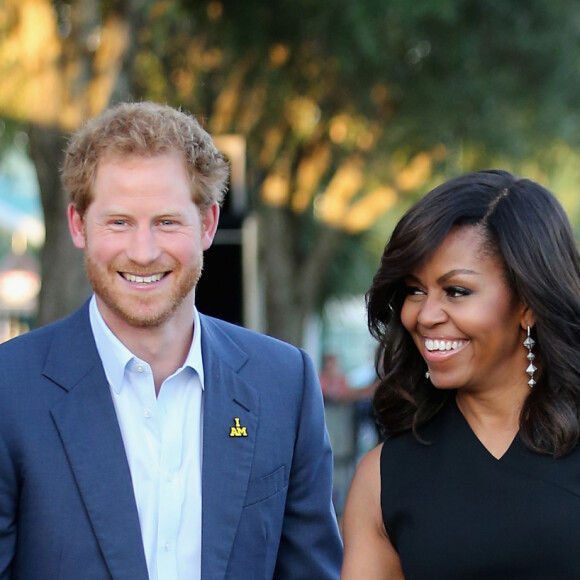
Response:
[341,444,405,580]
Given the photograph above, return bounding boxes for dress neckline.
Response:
[450,397,520,462]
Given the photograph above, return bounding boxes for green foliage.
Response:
[134,1,580,160]
[320,232,379,304]
[125,0,580,307]
[0,118,27,155]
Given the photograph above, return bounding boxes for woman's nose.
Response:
[416,293,448,327]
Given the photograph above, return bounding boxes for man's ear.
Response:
[201,202,220,251]
[67,203,86,249]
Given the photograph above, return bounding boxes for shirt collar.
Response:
[89,295,205,394]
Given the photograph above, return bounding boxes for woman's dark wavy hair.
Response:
[367,169,580,456]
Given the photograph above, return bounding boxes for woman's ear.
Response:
[520,305,536,331]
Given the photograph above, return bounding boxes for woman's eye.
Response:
[405,286,425,296]
[445,286,472,298]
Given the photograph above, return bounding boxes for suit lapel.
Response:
[200,316,259,580]
[46,305,148,579]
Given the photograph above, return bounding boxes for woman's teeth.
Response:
[425,339,464,351]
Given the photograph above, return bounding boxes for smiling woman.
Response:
[400,225,530,407]
[340,170,580,580]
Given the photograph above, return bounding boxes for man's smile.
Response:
[120,272,167,284]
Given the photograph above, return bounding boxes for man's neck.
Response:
[97,299,196,393]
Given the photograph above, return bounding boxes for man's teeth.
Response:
[425,339,463,352]
[123,273,164,283]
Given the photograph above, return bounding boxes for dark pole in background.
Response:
[196,136,261,329]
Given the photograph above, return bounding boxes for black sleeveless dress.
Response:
[380,399,580,579]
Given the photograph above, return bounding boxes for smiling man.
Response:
[0,102,342,579]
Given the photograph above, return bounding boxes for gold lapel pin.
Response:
[229,417,248,437]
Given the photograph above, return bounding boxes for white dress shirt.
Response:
[89,296,204,580]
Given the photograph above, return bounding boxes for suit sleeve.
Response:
[274,349,343,579]
[0,426,16,578]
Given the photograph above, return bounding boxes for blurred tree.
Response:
[0,0,137,324]
[130,0,580,344]
[1,0,580,343]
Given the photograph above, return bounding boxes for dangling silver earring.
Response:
[425,369,430,380]
[524,325,537,388]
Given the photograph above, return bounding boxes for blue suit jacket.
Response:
[0,303,342,579]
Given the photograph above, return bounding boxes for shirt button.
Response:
[165,542,171,552]
[136,365,144,373]
[143,408,151,418]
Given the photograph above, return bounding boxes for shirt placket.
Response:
[156,379,183,579]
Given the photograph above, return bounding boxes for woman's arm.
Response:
[341,444,405,580]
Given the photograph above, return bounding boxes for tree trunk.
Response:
[260,204,343,347]
[28,124,91,326]
[260,206,301,345]
[25,1,141,327]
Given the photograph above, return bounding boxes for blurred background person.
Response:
[319,352,356,518]
[319,350,381,520]
[319,352,351,401]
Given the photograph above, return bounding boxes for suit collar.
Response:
[42,302,103,392]
[199,315,259,579]
[199,314,249,374]
[46,302,149,578]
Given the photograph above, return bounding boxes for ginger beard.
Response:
[83,243,204,329]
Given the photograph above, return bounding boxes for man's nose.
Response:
[125,226,162,265]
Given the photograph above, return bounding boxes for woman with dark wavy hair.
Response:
[341,170,580,579]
